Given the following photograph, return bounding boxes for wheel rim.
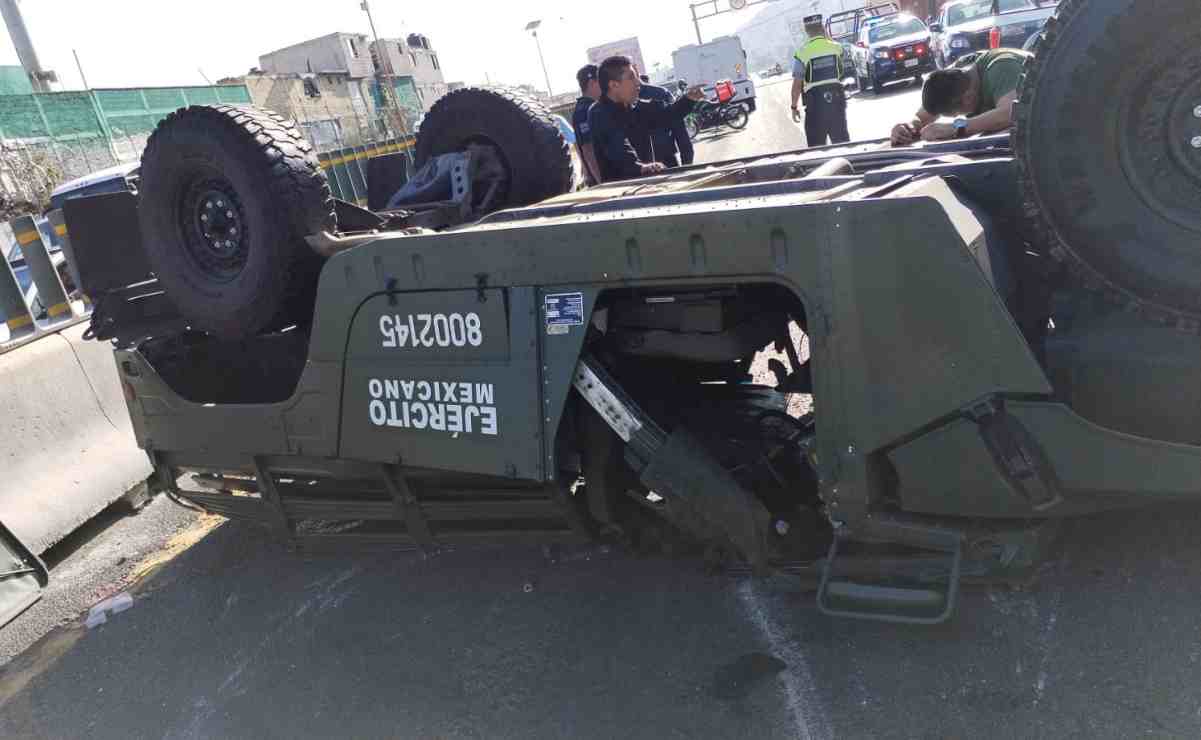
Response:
[178,177,248,282]
[1118,55,1201,233]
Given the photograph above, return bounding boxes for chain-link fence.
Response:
[289,83,419,205]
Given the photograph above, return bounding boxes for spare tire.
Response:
[415,87,573,209]
[138,105,334,339]
[1014,0,1201,331]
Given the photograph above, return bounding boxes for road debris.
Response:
[85,592,133,629]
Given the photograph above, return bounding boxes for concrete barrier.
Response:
[1,210,152,556]
[0,322,152,553]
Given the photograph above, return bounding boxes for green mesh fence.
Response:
[94,85,252,137]
[0,66,33,96]
[1,85,253,206]
[0,85,252,142]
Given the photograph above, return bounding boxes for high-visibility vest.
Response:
[795,36,844,94]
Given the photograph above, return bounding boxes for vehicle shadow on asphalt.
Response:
[694,129,746,144]
[848,78,924,101]
[5,503,1201,739]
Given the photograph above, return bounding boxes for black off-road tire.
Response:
[138,105,333,340]
[415,87,573,208]
[1013,0,1201,332]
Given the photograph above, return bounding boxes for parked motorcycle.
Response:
[684,101,749,139]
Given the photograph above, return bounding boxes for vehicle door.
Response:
[340,287,547,482]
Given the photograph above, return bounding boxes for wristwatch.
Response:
[953,117,969,139]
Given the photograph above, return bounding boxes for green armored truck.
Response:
[64,0,1201,623]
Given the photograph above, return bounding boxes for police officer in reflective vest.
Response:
[790,14,850,146]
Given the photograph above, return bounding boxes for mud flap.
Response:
[0,520,48,629]
[574,356,773,569]
[640,428,772,571]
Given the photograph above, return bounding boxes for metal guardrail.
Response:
[0,209,90,354]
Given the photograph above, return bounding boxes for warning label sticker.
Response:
[544,293,584,335]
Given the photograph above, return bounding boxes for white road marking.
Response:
[736,580,833,740]
[1033,586,1062,708]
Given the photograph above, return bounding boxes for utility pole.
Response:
[524,20,554,98]
[361,0,410,137]
[688,0,776,47]
[73,50,90,90]
[0,0,56,92]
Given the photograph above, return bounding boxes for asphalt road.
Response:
[694,74,924,165]
[5,80,1201,740]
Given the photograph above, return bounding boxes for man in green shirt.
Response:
[890,48,1031,145]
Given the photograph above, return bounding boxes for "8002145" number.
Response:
[380,313,484,349]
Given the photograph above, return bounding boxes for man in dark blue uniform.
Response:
[638,74,695,168]
[587,56,703,183]
[572,64,603,186]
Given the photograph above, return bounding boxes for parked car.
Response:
[850,14,936,95]
[930,0,1059,68]
[826,3,900,91]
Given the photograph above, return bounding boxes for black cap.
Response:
[803,13,823,25]
[576,64,599,90]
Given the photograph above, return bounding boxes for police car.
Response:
[850,14,937,94]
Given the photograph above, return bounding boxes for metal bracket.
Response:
[252,457,294,543]
[381,465,434,549]
[966,400,1063,511]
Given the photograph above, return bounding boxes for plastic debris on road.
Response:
[85,591,134,629]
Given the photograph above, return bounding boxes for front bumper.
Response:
[943,45,978,65]
[872,56,937,83]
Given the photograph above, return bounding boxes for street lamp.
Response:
[524,20,554,99]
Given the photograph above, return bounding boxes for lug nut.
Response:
[200,214,208,221]
[774,520,790,536]
[226,210,234,218]
[229,227,238,235]
[205,201,213,209]
[1194,105,1201,119]
[217,200,224,207]
[1192,136,1201,150]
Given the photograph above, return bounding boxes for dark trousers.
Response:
[803,85,850,147]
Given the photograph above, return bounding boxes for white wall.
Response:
[260,33,373,79]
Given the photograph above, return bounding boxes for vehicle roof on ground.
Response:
[50,162,139,200]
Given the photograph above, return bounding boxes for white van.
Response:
[671,36,757,113]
